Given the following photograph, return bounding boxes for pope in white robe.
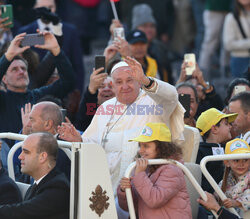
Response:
[82,81,185,195]
[58,58,185,197]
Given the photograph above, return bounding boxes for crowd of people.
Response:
[0,0,249,219]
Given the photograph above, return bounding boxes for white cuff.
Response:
[50,23,63,36]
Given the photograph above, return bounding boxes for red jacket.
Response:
[117,164,192,219]
[73,0,100,7]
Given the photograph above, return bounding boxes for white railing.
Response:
[124,159,218,219]
[0,132,73,148]
[0,132,73,181]
[1,132,118,219]
[7,141,23,180]
[200,154,250,218]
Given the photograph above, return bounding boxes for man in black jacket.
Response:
[0,31,75,147]
[0,132,70,219]
[15,101,71,181]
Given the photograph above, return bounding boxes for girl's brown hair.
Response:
[218,166,232,205]
[221,166,231,193]
[154,141,183,161]
[138,141,183,173]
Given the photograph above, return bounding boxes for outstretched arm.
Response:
[57,123,82,142]
[29,52,56,89]
[31,31,75,99]
[0,33,30,81]
[75,68,107,131]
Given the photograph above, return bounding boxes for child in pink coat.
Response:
[117,123,192,219]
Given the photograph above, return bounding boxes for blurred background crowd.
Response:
[1,0,248,93]
[0,0,249,141]
[0,1,249,218]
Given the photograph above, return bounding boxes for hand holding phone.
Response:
[95,55,106,74]
[20,33,45,47]
[0,4,13,28]
[60,109,67,122]
[114,27,125,42]
[184,53,196,76]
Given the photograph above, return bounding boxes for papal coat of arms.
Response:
[89,185,110,217]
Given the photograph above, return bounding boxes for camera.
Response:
[34,7,60,25]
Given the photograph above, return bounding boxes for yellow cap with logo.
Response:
[129,123,171,142]
[196,108,238,136]
[225,138,250,154]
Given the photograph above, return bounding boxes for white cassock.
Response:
[81,79,185,196]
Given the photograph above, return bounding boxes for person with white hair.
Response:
[58,57,184,218]
[58,57,185,194]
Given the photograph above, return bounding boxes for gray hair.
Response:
[39,101,63,128]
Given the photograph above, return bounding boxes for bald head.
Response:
[28,101,62,134]
[39,101,62,127]
[19,132,58,178]
[35,132,58,164]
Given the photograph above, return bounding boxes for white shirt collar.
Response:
[37,18,52,32]
[34,173,47,185]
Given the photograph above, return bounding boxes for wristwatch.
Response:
[204,81,210,90]
[204,81,213,93]
[144,77,154,89]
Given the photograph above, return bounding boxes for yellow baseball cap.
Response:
[129,123,171,142]
[196,108,238,136]
[225,138,250,154]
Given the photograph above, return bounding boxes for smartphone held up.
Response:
[0,4,13,28]
[20,33,45,47]
[113,27,125,42]
[95,55,106,74]
[184,53,196,76]
[178,93,191,118]
[60,109,67,122]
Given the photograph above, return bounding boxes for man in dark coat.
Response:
[0,161,22,204]
[0,31,75,147]
[0,132,70,219]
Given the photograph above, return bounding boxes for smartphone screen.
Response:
[60,109,67,122]
[95,55,105,74]
[179,94,191,118]
[234,85,246,95]
[184,53,196,76]
[114,27,125,41]
[20,34,45,47]
[0,5,13,28]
